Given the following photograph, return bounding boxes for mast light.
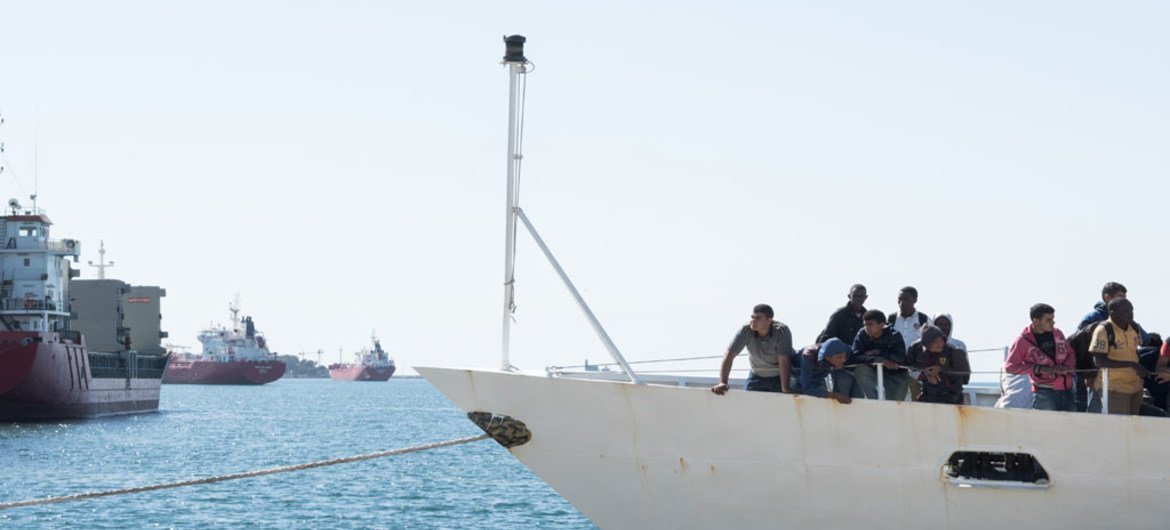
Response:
[503,35,526,63]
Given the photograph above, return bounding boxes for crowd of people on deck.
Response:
[710,282,1170,416]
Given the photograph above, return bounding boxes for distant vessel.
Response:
[328,334,396,381]
[0,199,168,420]
[163,298,285,385]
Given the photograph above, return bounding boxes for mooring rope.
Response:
[0,434,490,511]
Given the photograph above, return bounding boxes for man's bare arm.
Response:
[711,350,737,395]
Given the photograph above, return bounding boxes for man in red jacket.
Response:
[1004,303,1077,411]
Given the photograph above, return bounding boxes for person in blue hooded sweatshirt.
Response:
[800,338,861,403]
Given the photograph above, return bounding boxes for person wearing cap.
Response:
[800,338,861,402]
[908,324,971,404]
[711,303,795,395]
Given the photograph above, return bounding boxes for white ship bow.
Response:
[420,365,1168,530]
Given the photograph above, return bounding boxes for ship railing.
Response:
[1,298,60,311]
[550,348,1122,414]
[45,239,80,254]
[1,238,79,253]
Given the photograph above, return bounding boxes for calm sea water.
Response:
[0,379,595,529]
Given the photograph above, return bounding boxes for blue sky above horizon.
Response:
[1,1,1167,378]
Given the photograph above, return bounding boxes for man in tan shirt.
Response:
[1089,298,1148,415]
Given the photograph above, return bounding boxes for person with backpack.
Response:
[1089,298,1148,415]
[889,286,930,350]
[889,287,928,401]
[1071,282,1149,412]
[1004,303,1077,411]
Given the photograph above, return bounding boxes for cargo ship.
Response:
[328,334,396,381]
[163,298,285,385]
[0,199,169,421]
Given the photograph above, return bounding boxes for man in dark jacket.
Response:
[850,309,908,400]
[800,338,861,402]
[908,324,971,404]
[816,284,867,344]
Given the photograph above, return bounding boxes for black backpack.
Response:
[887,312,929,327]
[1067,321,1143,371]
[1067,322,1107,371]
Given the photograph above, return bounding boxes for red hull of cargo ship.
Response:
[163,358,286,385]
[328,364,395,381]
[0,332,163,421]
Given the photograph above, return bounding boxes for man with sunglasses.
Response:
[711,304,795,395]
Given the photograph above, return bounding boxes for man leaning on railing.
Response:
[711,304,794,395]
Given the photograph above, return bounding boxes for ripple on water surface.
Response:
[0,379,595,529]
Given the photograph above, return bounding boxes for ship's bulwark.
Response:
[418,366,1168,530]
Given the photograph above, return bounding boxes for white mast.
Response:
[500,35,527,372]
[87,240,115,280]
[495,36,642,383]
[229,293,241,332]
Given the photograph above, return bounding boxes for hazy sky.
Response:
[1,1,1166,379]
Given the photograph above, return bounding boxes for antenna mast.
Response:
[230,294,241,331]
[31,119,37,213]
[87,240,115,280]
[500,35,527,372]
[493,36,642,383]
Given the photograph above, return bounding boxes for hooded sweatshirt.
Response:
[933,312,967,352]
[800,338,851,398]
[1004,325,1076,390]
[908,325,971,388]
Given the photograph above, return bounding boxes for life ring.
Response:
[23,298,35,309]
[65,240,75,249]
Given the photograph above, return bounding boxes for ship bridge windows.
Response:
[944,451,1050,490]
[19,227,40,238]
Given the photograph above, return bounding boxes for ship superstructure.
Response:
[163,297,285,385]
[0,200,168,420]
[328,333,396,381]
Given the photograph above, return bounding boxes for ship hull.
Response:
[328,365,395,381]
[0,333,162,421]
[162,359,286,385]
[419,366,1170,530]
